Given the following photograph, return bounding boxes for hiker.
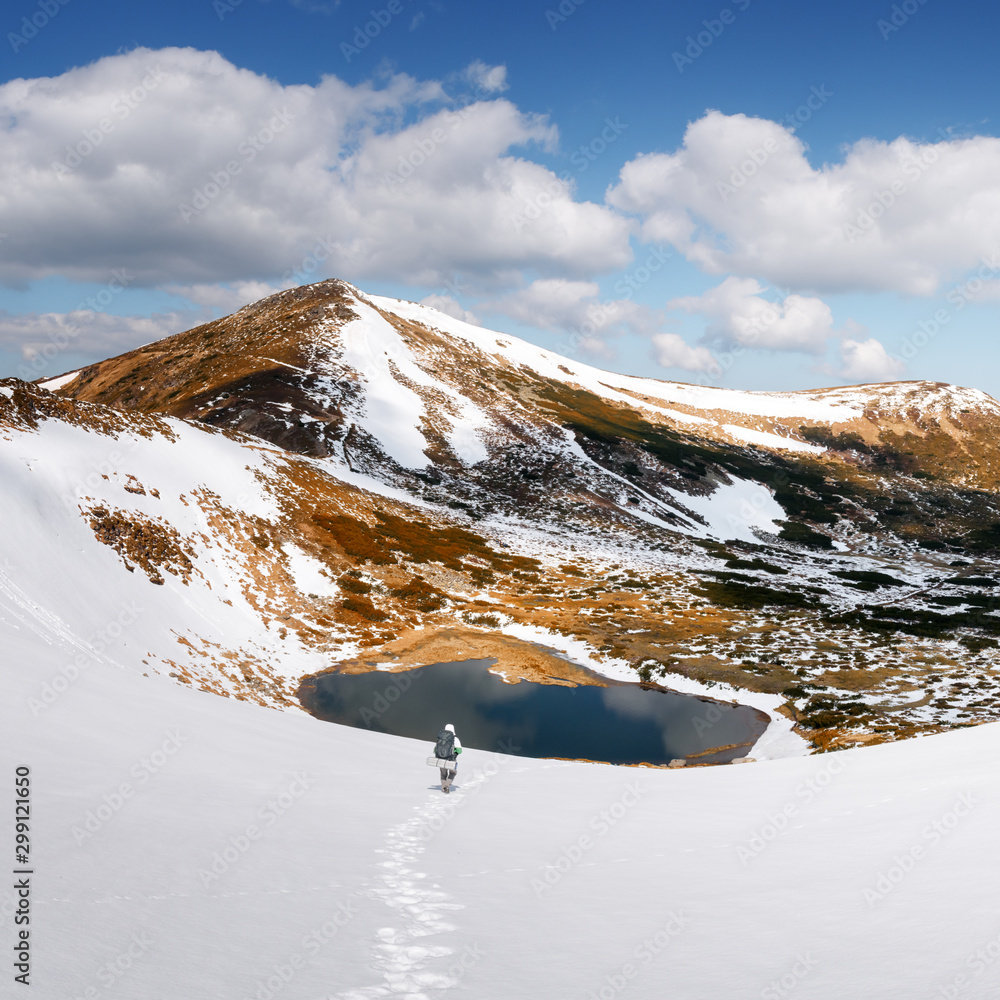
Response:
[435,723,462,793]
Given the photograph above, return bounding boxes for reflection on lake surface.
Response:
[297,659,769,765]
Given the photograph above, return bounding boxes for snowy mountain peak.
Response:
[42,279,1000,492]
[8,279,1000,756]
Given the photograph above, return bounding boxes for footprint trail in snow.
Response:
[337,766,503,999]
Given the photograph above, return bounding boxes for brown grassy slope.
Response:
[54,281,361,455]
[43,277,1000,493]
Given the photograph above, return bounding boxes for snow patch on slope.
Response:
[671,476,786,543]
[40,371,80,391]
[721,423,826,454]
[373,295,866,425]
[334,299,491,468]
[283,544,338,598]
[0,410,325,694]
[335,303,433,469]
[851,381,1000,416]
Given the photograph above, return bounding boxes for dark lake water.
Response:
[297,659,769,766]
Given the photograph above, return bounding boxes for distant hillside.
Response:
[7,278,1000,751]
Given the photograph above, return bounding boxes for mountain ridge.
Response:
[9,278,1000,753]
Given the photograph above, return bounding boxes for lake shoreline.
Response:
[296,657,770,767]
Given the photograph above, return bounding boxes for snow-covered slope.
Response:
[6,279,1000,995]
[52,279,1000,486]
[4,603,1000,998]
[373,293,872,425]
[0,380,411,705]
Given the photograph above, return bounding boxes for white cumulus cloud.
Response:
[667,277,836,353]
[837,337,905,382]
[464,61,508,94]
[164,281,285,311]
[608,110,1000,295]
[649,333,717,373]
[487,278,720,371]
[0,47,631,290]
[487,278,664,357]
[0,308,199,377]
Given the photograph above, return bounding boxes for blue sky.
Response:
[2,0,1000,394]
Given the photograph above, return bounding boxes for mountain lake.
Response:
[297,659,770,766]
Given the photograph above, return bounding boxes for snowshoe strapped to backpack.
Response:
[435,728,456,759]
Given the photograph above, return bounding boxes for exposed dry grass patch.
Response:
[317,626,607,686]
[84,504,194,585]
